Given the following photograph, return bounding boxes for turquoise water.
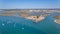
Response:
[0,15,60,34]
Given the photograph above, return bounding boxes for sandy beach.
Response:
[54,20,60,24]
[53,16,60,24]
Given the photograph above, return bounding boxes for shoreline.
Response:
[53,16,60,24]
[54,20,60,24]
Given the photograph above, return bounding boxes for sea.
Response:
[0,12,60,34]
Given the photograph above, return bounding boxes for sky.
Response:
[0,0,60,9]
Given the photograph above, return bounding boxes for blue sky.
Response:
[0,0,60,9]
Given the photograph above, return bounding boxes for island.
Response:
[24,15,45,23]
[21,13,48,23]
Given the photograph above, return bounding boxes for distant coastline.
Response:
[0,9,60,23]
